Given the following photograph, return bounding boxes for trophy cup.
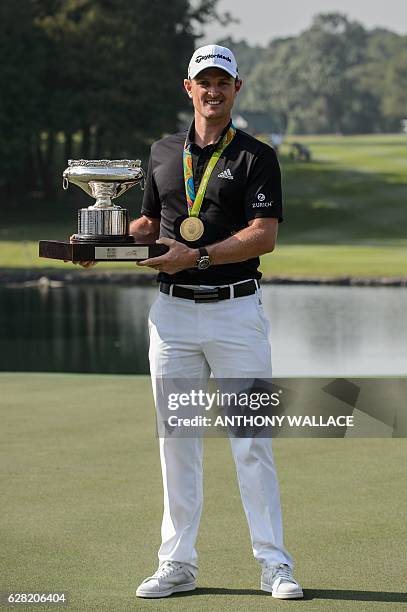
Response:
[39,159,168,262]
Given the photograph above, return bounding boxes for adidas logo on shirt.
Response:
[218,168,234,180]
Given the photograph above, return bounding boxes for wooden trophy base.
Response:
[39,239,168,262]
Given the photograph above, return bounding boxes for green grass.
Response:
[1,373,406,611]
[0,241,405,278]
[1,134,406,277]
[261,245,407,278]
[279,134,407,245]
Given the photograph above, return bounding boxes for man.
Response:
[130,44,303,600]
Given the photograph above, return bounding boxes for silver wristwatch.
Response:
[196,247,211,270]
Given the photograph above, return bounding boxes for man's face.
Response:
[184,68,242,122]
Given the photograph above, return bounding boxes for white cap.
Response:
[188,44,238,80]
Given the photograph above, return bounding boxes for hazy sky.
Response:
[201,0,407,46]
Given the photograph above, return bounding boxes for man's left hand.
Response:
[137,237,197,274]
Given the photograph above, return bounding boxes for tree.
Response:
[0,0,222,203]
[236,13,404,135]
[383,44,407,123]
[0,1,47,199]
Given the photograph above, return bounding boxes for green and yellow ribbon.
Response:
[183,124,236,217]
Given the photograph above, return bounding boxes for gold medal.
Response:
[179,217,204,242]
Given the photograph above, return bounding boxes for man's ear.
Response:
[235,79,242,95]
[184,78,193,98]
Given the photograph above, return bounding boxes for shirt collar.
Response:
[186,119,232,148]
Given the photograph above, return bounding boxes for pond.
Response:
[0,284,406,376]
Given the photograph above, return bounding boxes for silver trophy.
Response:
[63,159,144,242]
[39,159,168,262]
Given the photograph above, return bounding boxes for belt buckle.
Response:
[193,287,220,303]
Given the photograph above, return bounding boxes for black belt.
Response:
[159,279,258,303]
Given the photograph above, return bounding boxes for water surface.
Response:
[0,284,405,376]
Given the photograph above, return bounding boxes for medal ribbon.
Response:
[183,124,236,218]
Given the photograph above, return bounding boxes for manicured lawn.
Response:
[279,134,407,245]
[0,241,405,278]
[261,244,407,278]
[1,373,406,611]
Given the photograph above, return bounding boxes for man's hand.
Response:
[129,216,160,243]
[63,235,98,268]
[137,237,197,274]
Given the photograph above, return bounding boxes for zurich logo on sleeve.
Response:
[251,192,274,208]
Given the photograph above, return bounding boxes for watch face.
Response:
[198,257,210,270]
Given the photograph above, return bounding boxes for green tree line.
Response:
[221,13,406,135]
[1,7,406,205]
[0,0,219,203]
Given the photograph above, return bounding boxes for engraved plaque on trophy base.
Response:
[39,240,168,262]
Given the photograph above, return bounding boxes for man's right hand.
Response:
[63,235,98,268]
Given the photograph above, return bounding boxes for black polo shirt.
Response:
[141,120,283,285]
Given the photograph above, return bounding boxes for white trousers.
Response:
[148,284,293,578]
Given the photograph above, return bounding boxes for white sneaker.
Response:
[136,561,196,598]
[261,563,303,599]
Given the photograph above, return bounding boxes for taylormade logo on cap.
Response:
[188,44,238,80]
[196,52,231,64]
